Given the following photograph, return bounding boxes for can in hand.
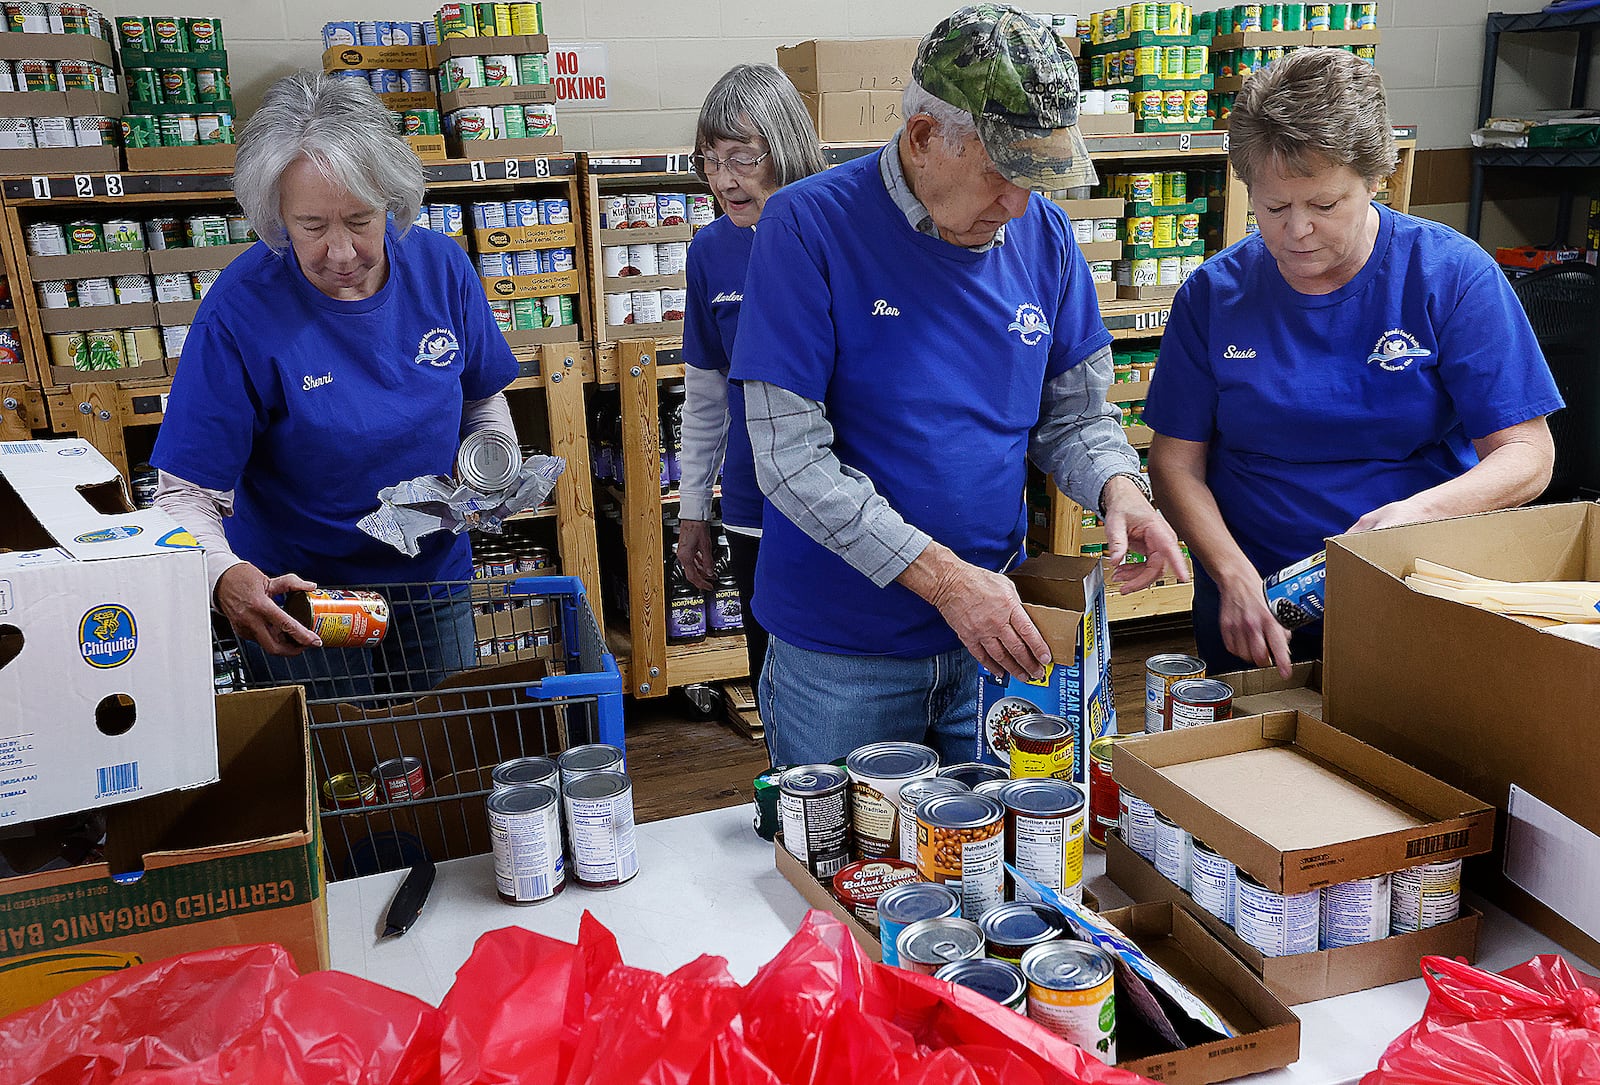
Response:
[457,429,523,492]
[285,588,390,647]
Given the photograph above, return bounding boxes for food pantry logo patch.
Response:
[80,603,137,669]
[415,328,460,368]
[1367,329,1431,373]
[1008,303,1051,346]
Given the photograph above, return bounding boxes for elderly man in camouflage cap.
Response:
[730,5,1185,768]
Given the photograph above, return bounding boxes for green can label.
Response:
[151,16,186,50]
[128,68,159,103]
[121,115,159,148]
[67,221,103,252]
[185,17,223,50]
[117,16,152,49]
[158,67,196,105]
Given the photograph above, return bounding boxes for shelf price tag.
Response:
[29,176,50,199]
[103,173,124,197]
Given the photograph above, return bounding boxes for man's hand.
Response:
[216,563,322,657]
[1101,475,1190,594]
[899,541,1050,682]
[676,519,718,591]
[1219,571,1293,678]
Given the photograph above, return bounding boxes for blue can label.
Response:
[357,19,381,44]
[1262,550,1327,630]
[477,252,509,277]
[322,21,357,47]
[539,198,571,225]
[368,68,403,93]
[548,247,575,272]
[506,198,539,226]
[512,250,543,276]
[471,200,507,229]
[400,68,431,92]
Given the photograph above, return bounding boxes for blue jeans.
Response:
[760,636,980,767]
[243,590,478,702]
[1190,565,1322,675]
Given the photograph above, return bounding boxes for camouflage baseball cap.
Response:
[912,4,1097,191]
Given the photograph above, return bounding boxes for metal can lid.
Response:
[832,858,921,905]
[875,881,961,926]
[977,901,1070,946]
[374,755,422,780]
[917,791,1004,830]
[973,779,1011,798]
[1169,678,1233,703]
[998,777,1085,818]
[899,776,968,807]
[563,768,631,801]
[934,957,1027,1005]
[1020,939,1115,991]
[1089,733,1123,766]
[1146,653,1206,678]
[458,428,522,491]
[493,755,557,788]
[845,741,939,781]
[778,763,848,797]
[899,916,984,966]
[486,781,556,814]
[935,761,1010,788]
[323,772,376,804]
[557,743,624,773]
[1010,714,1071,744]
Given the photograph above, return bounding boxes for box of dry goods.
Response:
[1213,661,1323,719]
[0,438,216,825]
[0,686,326,1017]
[776,38,919,93]
[1324,504,1600,966]
[1114,711,1494,895]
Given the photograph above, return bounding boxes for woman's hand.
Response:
[216,563,322,656]
[676,519,718,591]
[1348,495,1433,534]
[1218,571,1293,678]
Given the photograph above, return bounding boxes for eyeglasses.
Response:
[691,149,770,180]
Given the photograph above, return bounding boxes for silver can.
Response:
[1145,653,1205,733]
[624,193,659,228]
[32,116,74,148]
[153,272,194,303]
[556,742,625,789]
[0,117,36,149]
[1119,790,1157,860]
[190,269,220,299]
[625,243,658,276]
[897,915,984,975]
[935,957,1028,1013]
[492,755,559,792]
[35,280,73,309]
[877,881,961,969]
[600,245,629,278]
[25,222,66,256]
[1235,871,1321,957]
[845,741,939,861]
[629,289,663,324]
[113,275,153,303]
[1320,874,1392,949]
[779,763,850,881]
[563,769,639,889]
[487,782,566,904]
[603,292,632,327]
[456,428,522,492]
[74,277,114,306]
[1391,859,1463,934]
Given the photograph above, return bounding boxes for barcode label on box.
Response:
[0,442,45,455]
[1407,830,1470,859]
[96,760,140,797]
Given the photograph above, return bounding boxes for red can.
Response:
[1087,734,1122,848]
[374,756,427,802]
[286,588,390,648]
[1164,678,1234,730]
[832,858,922,933]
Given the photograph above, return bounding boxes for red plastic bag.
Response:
[1362,954,1600,1085]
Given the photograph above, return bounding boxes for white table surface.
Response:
[327,804,1592,1085]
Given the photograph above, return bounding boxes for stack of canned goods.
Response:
[438,50,549,91]
[1080,2,1195,43]
[598,191,713,329]
[0,4,120,150]
[433,1,544,39]
[2,2,115,37]
[488,746,638,903]
[118,16,234,150]
[471,199,577,328]
[445,102,557,143]
[1086,39,1209,90]
[1200,2,1378,35]
[321,19,431,48]
[329,66,433,97]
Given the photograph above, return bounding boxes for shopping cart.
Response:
[232,576,622,881]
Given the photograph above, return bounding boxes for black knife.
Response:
[380,858,437,940]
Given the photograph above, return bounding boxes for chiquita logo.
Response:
[340,48,362,66]
[79,603,137,669]
[73,525,142,544]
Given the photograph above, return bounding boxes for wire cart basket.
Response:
[231,576,622,882]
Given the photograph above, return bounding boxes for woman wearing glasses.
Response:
[676,64,825,689]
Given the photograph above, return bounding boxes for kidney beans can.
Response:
[625,242,659,277]
[898,915,984,975]
[1145,653,1205,733]
[876,881,960,968]
[1321,873,1391,949]
[624,193,659,228]
[600,194,629,229]
[1022,941,1117,1062]
[1119,790,1157,860]
[601,245,630,278]
[978,899,1071,966]
[629,289,663,324]
[1087,734,1122,848]
[779,763,850,879]
[1008,714,1075,780]
[831,857,921,932]
[1165,678,1234,730]
[1235,871,1321,956]
[916,791,1005,920]
[489,782,566,903]
[660,288,686,320]
[1189,838,1237,923]
[374,755,427,802]
[936,957,1028,1013]
[286,588,390,647]
[846,741,939,859]
[1390,859,1462,933]
[564,769,639,888]
[897,776,966,863]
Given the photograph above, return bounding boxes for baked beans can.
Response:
[1087,734,1122,848]
[659,288,686,321]
[625,193,659,228]
[876,881,960,968]
[603,292,632,327]
[1152,811,1193,891]
[688,193,716,227]
[113,275,153,304]
[1189,838,1237,924]
[1391,859,1462,933]
[845,741,939,860]
[898,776,966,863]
[1022,941,1117,1062]
[629,289,663,324]
[1263,549,1327,630]
[1145,653,1205,733]
[144,217,181,251]
[625,242,659,276]
[26,222,66,256]
[153,272,193,303]
[657,191,688,226]
[779,763,850,880]
[1119,790,1157,860]
[1165,678,1234,730]
[286,588,390,647]
[831,857,921,932]
[0,117,35,149]
[564,769,639,888]
[1235,871,1320,956]
[374,755,427,802]
[1008,714,1075,780]
[999,778,1086,903]
[1321,873,1392,949]
[35,280,72,309]
[935,761,1009,789]
[75,277,113,306]
[935,957,1028,1013]
[977,900,1071,966]
[916,791,1005,920]
[897,915,984,975]
[322,771,380,810]
[489,782,566,903]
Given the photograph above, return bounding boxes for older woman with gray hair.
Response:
[152,70,517,694]
[675,63,824,685]
[1146,48,1561,678]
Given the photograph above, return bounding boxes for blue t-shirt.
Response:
[152,220,518,586]
[682,215,760,530]
[1144,203,1563,576]
[729,150,1112,658]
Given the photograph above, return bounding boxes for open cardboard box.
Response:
[1107,833,1481,1005]
[1114,711,1494,895]
[1213,661,1323,719]
[1324,504,1600,965]
[776,37,919,93]
[801,90,905,142]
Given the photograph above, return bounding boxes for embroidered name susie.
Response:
[1223,345,1257,359]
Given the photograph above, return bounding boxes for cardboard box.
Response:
[474,222,578,251]
[432,34,548,62]
[0,146,119,174]
[407,134,447,161]
[0,89,125,119]
[1107,833,1482,1005]
[1097,902,1300,1084]
[440,83,556,112]
[39,302,157,335]
[449,134,563,159]
[321,44,430,69]
[483,270,579,300]
[1324,504,1600,965]
[147,242,254,275]
[976,553,1113,781]
[123,145,235,171]
[29,249,149,281]
[0,686,326,1016]
[0,439,215,825]
[1114,712,1495,895]
[1054,196,1126,219]
[1079,113,1137,137]
[802,90,905,142]
[0,31,114,64]
[777,38,919,94]
[1213,662,1323,719]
